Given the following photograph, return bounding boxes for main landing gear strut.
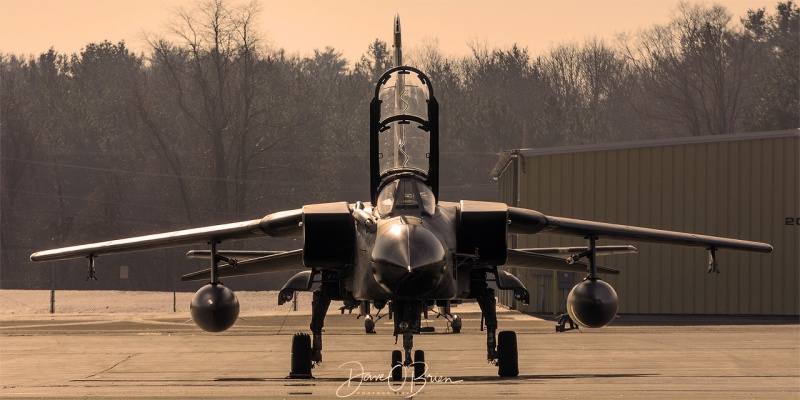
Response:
[475,284,519,377]
[288,280,335,379]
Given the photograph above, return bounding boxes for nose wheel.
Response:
[413,349,426,379]
[391,350,403,381]
[390,349,426,381]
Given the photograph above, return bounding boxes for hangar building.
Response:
[494,130,798,316]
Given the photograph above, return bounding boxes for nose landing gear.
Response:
[388,300,429,381]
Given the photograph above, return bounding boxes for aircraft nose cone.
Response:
[371,222,446,297]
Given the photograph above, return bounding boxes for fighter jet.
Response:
[30,15,772,380]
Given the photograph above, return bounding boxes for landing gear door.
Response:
[302,202,355,269]
[457,200,509,265]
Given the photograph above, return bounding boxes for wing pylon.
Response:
[181,249,304,282]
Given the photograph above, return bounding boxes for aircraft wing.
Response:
[505,249,619,275]
[29,209,303,262]
[507,207,773,253]
[181,249,304,282]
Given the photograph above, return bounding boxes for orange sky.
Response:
[0,0,777,63]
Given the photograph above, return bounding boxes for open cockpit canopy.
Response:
[370,66,439,205]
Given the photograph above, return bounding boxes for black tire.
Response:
[365,316,375,334]
[391,350,403,381]
[413,350,425,379]
[497,331,519,377]
[451,315,462,334]
[289,333,312,378]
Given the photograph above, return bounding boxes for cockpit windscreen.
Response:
[376,179,435,216]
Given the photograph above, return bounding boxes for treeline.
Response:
[1,1,797,290]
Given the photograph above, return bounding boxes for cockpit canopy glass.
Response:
[375,178,435,216]
[377,71,431,177]
[378,72,429,119]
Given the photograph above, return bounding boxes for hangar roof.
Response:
[492,129,799,179]
[516,129,799,156]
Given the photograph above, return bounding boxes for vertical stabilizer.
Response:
[393,13,402,67]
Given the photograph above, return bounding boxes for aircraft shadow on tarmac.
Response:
[214,373,657,383]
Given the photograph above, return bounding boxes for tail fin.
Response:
[393,13,402,67]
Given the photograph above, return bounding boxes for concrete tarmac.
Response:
[1,308,798,399]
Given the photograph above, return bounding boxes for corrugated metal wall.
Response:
[498,131,799,315]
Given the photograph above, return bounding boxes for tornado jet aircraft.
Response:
[30,15,772,379]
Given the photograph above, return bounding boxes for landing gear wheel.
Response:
[413,350,425,379]
[289,333,313,379]
[497,331,519,377]
[391,350,403,381]
[451,315,462,333]
[364,315,376,334]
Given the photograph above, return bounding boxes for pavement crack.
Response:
[83,353,140,379]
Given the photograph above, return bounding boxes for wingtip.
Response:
[30,251,48,262]
[748,242,774,253]
[180,271,206,282]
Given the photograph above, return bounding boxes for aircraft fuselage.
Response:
[350,185,466,301]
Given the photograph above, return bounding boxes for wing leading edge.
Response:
[507,207,773,253]
[30,209,303,262]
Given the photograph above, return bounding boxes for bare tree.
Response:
[742,1,800,131]
[145,0,304,221]
[623,3,759,136]
[535,39,632,145]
